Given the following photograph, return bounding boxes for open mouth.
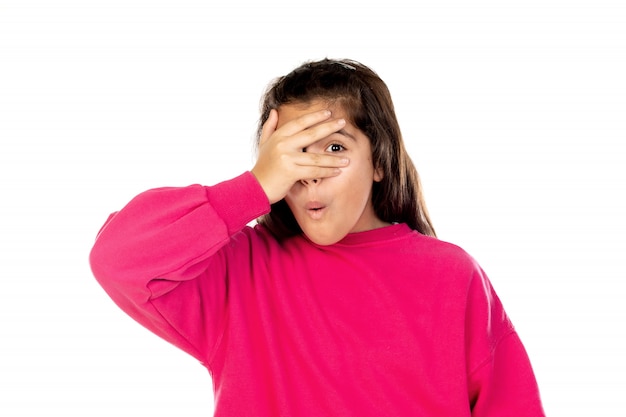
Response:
[305,202,326,219]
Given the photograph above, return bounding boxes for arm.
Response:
[465,267,545,416]
[89,172,269,365]
[90,109,349,366]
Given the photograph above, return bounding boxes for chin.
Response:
[302,231,346,246]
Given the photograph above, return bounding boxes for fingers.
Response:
[285,114,346,151]
[272,109,349,178]
[299,119,347,151]
[278,109,332,137]
[252,108,350,204]
[261,108,341,149]
[294,166,344,182]
[292,151,349,171]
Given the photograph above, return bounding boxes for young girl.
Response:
[89,58,545,416]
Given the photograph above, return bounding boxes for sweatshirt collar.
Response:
[303,223,413,248]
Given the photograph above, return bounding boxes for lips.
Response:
[305,201,324,210]
[305,201,326,220]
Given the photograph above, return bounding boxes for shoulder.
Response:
[222,222,277,250]
[224,222,308,260]
[406,230,481,275]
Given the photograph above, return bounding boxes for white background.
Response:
[1,0,624,416]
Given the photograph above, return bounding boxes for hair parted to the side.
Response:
[255,58,436,239]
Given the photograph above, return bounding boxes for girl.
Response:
[90,58,545,416]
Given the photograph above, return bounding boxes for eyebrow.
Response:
[337,129,357,141]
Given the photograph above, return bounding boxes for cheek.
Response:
[343,161,375,189]
[284,192,298,211]
[340,167,375,203]
[285,182,303,199]
[283,188,298,213]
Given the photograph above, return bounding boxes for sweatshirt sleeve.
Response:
[89,172,270,365]
[465,266,545,417]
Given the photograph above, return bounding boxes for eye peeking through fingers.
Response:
[326,143,345,152]
[302,142,345,154]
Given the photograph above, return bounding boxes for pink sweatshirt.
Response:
[89,172,545,417]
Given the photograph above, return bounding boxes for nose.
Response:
[300,178,320,186]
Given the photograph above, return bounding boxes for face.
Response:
[278,100,388,245]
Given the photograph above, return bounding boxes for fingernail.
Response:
[340,158,349,165]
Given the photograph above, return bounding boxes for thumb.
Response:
[259,109,278,146]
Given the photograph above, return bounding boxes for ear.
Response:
[373,166,384,182]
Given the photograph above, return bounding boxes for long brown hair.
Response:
[256,58,436,238]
